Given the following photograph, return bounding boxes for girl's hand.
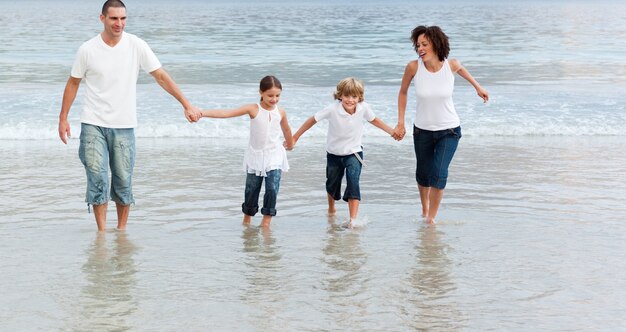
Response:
[283,140,294,150]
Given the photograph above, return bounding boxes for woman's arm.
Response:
[395,61,418,139]
[450,59,489,103]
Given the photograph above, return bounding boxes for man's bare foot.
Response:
[328,208,336,217]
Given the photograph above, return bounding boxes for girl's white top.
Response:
[314,101,376,156]
[243,103,289,176]
[413,58,460,130]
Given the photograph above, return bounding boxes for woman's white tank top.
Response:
[243,103,289,176]
[413,58,460,130]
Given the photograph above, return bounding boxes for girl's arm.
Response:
[449,59,489,103]
[201,104,258,119]
[395,60,417,140]
[292,116,318,145]
[279,108,295,150]
[369,117,396,139]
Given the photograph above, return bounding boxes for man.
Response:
[58,0,201,231]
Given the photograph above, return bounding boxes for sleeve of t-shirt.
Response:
[362,102,376,122]
[138,39,162,73]
[314,104,332,122]
[70,45,87,79]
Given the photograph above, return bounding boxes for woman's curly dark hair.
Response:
[410,25,450,61]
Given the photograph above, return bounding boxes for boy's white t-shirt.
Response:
[71,32,162,128]
[314,101,376,156]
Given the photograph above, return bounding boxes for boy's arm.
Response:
[201,104,256,119]
[279,108,294,150]
[292,116,317,144]
[369,117,397,139]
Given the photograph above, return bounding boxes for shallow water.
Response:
[1,137,625,330]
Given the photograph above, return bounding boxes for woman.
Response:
[393,25,489,224]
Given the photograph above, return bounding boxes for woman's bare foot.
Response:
[243,214,252,225]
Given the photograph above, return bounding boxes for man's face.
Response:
[100,6,126,39]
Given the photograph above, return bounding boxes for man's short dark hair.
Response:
[102,0,126,16]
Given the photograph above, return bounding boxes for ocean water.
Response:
[1,0,626,331]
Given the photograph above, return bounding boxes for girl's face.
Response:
[259,87,282,108]
[417,34,435,62]
[340,94,359,113]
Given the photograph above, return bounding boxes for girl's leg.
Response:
[260,170,282,227]
[242,173,263,225]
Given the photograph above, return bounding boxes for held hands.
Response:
[184,105,203,122]
[391,124,406,141]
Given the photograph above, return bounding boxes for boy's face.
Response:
[340,94,359,113]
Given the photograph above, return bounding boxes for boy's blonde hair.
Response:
[333,77,364,102]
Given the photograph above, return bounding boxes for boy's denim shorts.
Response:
[242,169,282,216]
[78,123,136,206]
[326,151,363,202]
[413,125,461,189]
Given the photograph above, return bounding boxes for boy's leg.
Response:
[327,193,336,216]
[242,172,263,224]
[325,153,343,215]
[260,170,282,227]
[343,152,363,223]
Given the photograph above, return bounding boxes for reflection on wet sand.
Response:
[73,231,138,331]
[240,225,285,329]
[406,225,463,330]
[321,217,369,327]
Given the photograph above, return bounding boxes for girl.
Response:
[292,77,395,227]
[201,76,294,228]
[393,25,489,224]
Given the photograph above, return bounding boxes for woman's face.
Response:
[417,34,435,62]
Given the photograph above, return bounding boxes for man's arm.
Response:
[150,68,201,122]
[58,76,82,144]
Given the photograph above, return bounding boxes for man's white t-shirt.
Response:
[71,32,161,128]
[314,101,376,156]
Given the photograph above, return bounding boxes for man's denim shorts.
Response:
[326,151,363,201]
[78,123,136,206]
[413,125,461,189]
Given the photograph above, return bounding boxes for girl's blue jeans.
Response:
[242,169,282,216]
